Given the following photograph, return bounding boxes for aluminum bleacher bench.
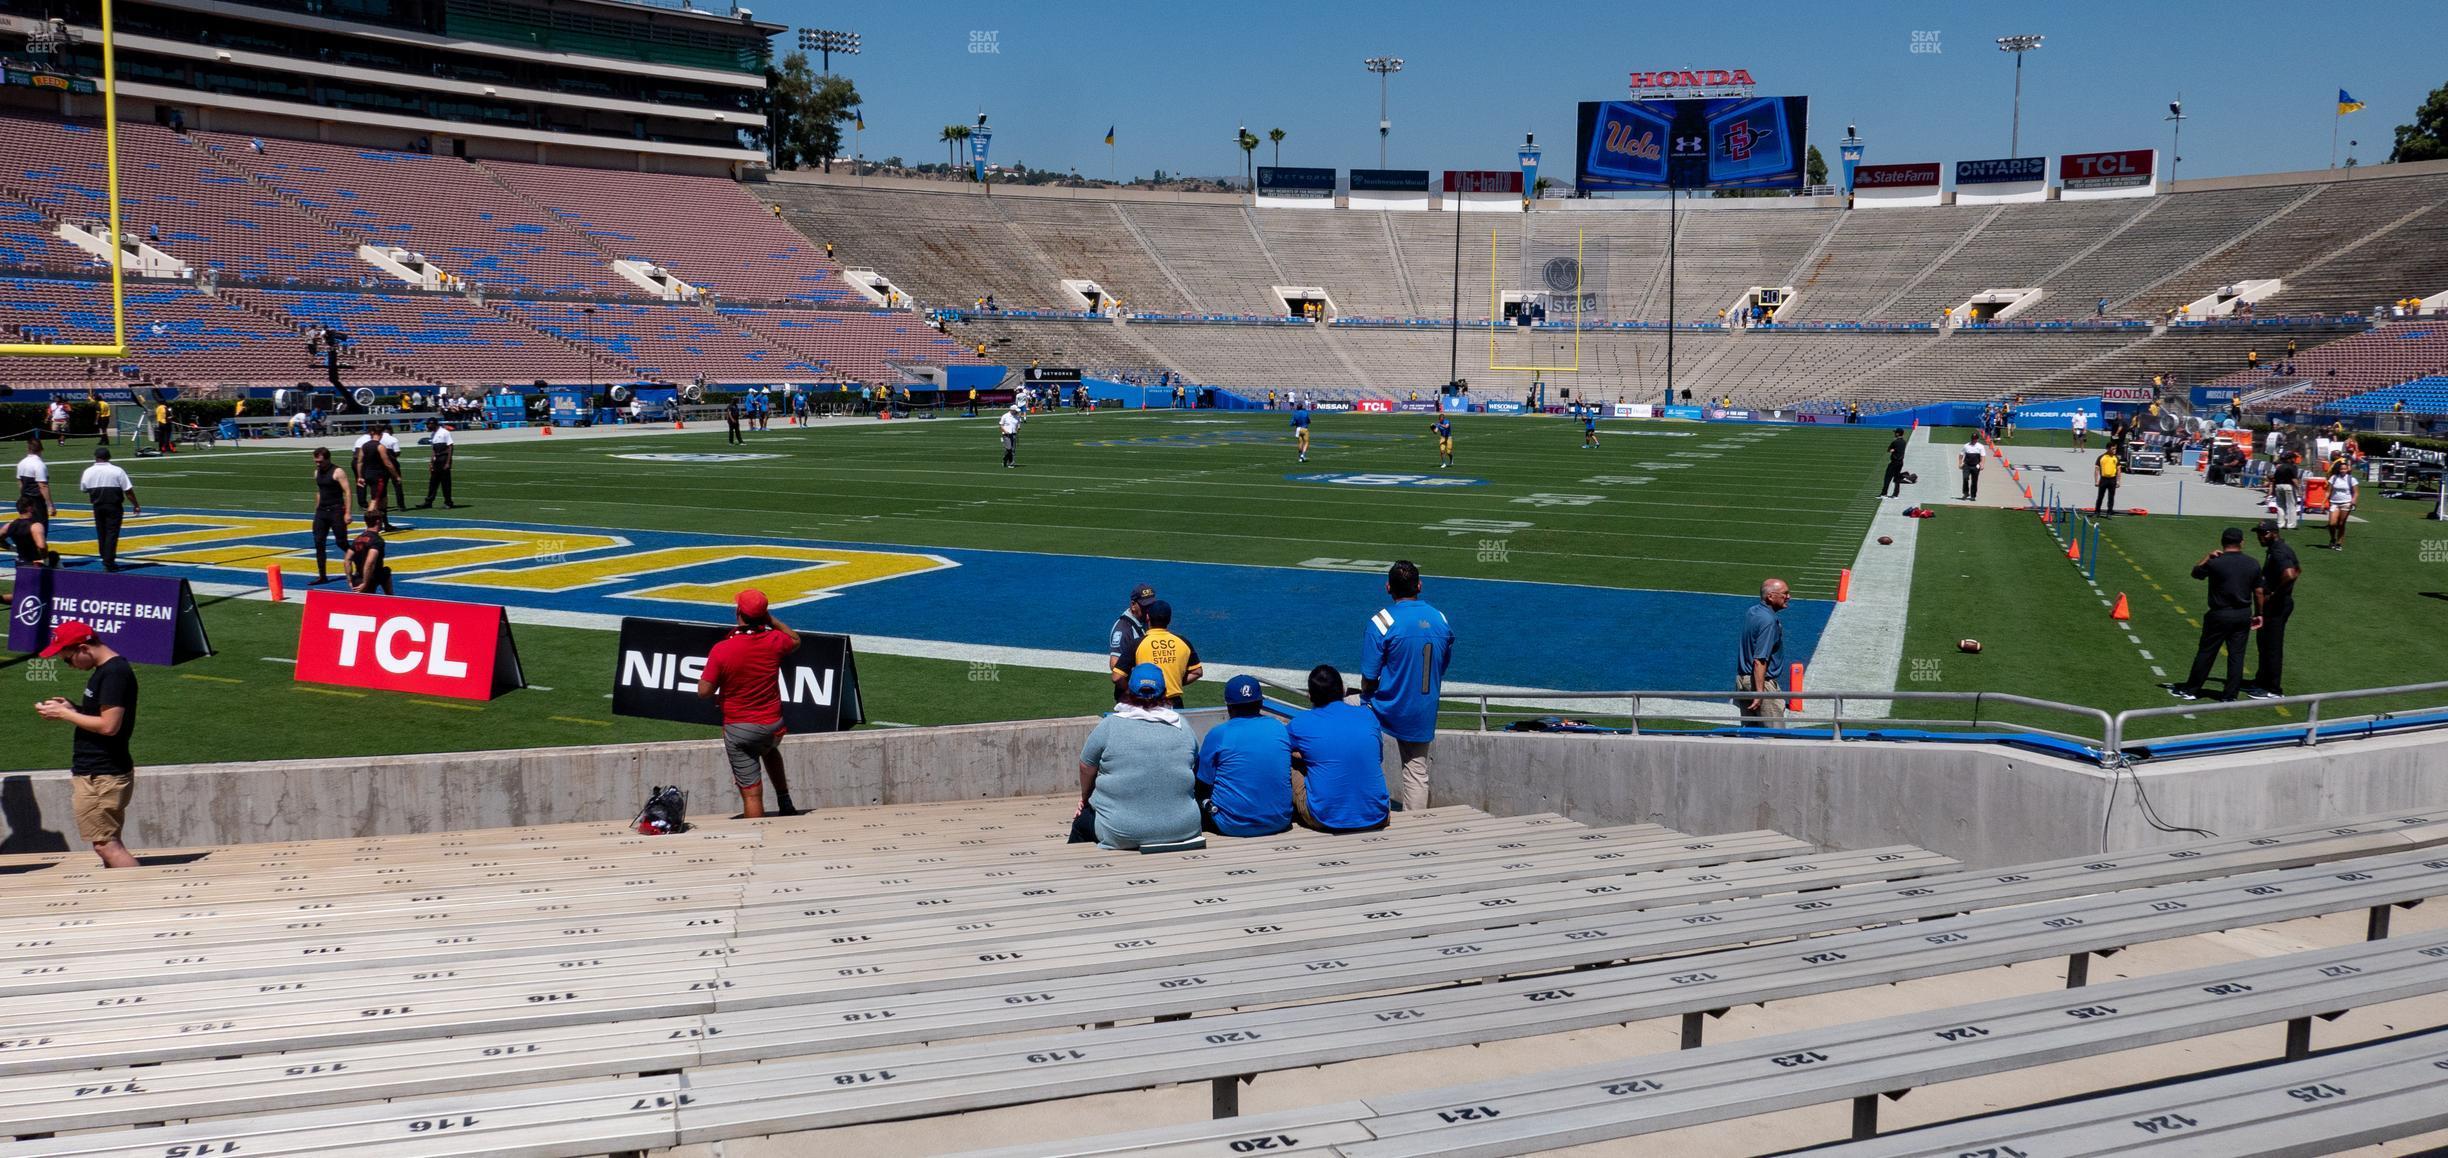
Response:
[1,811,2442,1150]
[1806,1027,2448,1158]
[942,931,2448,1158]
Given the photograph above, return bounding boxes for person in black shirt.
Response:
[2268,454,2301,530]
[1106,582,1156,703]
[347,524,393,595]
[33,621,140,868]
[725,397,745,445]
[2244,521,2302,700]
[4,496,52,566]
[1879,429,1907,498]
[2168,527,2262,702]
[309,447,354,584]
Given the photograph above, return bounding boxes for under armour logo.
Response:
[1672,136,1705,155]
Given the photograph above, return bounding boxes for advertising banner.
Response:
[1349,168,1430,192]
[1839,142,1864,191]
[969,126,993,182]
[611,617,864,733]
[1955,156,2047,185]
[2099,386,2157,403]
[293,589,524,700]
[1255,166,1336,198]
[1352,399,1394,413]
[2011,397,2104,430]
[1610,403,1656,419]
[1575,96,1809,191]
[1851,163,1941,188]
[1482,400,1526,414]
[1310,400,1354,412]
[1442,170,1523,193]
[2058,149,2155,199]
[9,567,211,665]
[1394,400,1440,413]
[1518,146,1540,199]
[1663,405,1707,420]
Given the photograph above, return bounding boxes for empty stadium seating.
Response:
[0,275,426,388]
[262,289,627,384]
[482,159,851,303]
[2233,320,2448,410]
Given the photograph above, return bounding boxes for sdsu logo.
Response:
[12,594,40,629]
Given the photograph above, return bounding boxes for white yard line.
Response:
[1796,427,1938,719]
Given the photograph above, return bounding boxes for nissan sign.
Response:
[611,617,865,733]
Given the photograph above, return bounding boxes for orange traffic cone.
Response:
[2111,592,2131,620]
[2067,537,2082,562]
[540,425,553,436]
[2041,507,2054,525]
[1835,568,1852,603]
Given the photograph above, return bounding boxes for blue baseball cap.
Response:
[1223,675,1262,705]
[1127,663,1166,699]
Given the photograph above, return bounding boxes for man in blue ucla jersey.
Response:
[1361,560,1454,812]
[1432,415,1454,468]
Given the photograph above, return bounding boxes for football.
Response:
[1877,535,1894,545]
[1958,639,1984,654]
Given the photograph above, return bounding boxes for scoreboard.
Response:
[1575,96,1810,191]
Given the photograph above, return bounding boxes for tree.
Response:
[1267,127,1286,168]
[940,124,970,173]
[2390,81,2448,163]
[1237,127,1260,192]
[753,53,860,170]
[1805,144,1829,188]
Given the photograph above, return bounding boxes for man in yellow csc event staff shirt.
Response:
[1133,600,1202,709]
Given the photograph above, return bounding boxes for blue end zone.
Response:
[39,511,1830,693]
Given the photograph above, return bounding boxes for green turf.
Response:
[0,578,1213,772]
[1898,493,2448,737]
[114,411,1889,600]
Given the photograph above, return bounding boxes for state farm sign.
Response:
[294,589,526,700]
[2059,149,2155,190]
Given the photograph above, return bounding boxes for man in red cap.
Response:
[696,588,800,817]
[33,621,141,868]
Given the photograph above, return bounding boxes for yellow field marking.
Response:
[177,673,243,684]
[292,685,366,698]
[409,698,484,712]
[429,544,953,608]
[549,715,613,728]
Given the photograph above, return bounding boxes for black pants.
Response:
[91,504,122,568]
[313,507,349,576]
[727,421,743,445]
[1960,464,1980,500]
[2096,480,2118,515]
[1880,462,1904,497]
[423,464,453,507]
[2181,608,2253,699]
[2253,598,2292,695]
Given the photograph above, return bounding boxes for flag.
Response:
[2338,89,2365,115]
[1103,126,1116,146]
[855,115,864,131]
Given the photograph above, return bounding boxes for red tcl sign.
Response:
[1353,399,1395,413]
[294,589,525,700]
[2058,149,2155,189]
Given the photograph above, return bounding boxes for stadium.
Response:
[3,1,2448,1154]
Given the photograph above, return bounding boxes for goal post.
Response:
[2,0,126,357]
[1488,228,1587,374]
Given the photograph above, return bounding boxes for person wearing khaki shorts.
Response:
[34,620,141,868]
[1737,579,1790,729]
[1360,562,1454,813]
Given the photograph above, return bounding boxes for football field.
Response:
[12,408,2439,769]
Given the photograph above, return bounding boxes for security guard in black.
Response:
[2172,527,2262,702]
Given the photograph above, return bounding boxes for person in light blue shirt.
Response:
[1072,663,1204,851]
[1196,675,1293,837]
[1362,560,1453,812]
[1291,404,1311,463]
[1287,664,1390,834]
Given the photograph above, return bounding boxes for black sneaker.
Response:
[2164,685,2199,701]
[2242,686,2279,700]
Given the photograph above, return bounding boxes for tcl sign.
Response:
[2059,149,2155,189]
[294,589,525,700]
[1353,399,1395,413]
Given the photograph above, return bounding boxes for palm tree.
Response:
[1236,126,1260,192]
[1267,127,1286,168]
[940,124,970,172]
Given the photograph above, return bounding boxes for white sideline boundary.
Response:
[1798,427,1941,719]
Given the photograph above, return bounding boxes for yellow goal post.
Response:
[2,0,125,357]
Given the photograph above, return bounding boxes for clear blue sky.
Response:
[772,0,2445,183]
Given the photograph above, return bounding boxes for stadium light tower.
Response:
[2165,96,2187,185]
[1996,34,2043,158]
[798,27,860,73]
[1364,56,1404,168]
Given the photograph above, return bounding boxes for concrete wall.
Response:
[1427,728,2448,869]
[7,715,2441,865]
[1,716,1108,852]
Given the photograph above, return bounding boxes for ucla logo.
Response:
[611,453,782,463]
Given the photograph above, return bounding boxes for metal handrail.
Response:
[1237,681,2448,769]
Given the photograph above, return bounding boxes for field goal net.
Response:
[2,5,127,358]
[1490,230,1608,379]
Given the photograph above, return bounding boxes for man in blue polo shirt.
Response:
[1362,560,1454,812]
[1196,675,1293,836]
[1287,664,1390,833]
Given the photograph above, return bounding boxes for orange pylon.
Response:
[2067,537,2082,562]
[2111,592,2131,620]
[2041,507,2054,525]
[1835,568,1852,603]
